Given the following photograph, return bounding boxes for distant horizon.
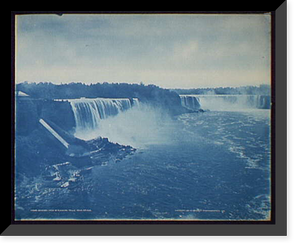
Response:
[15,78,270,89]
[16,14,271,89]
[16,80,270,90]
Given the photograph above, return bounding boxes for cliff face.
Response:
[15,98,41,135]
[40,100,76,133]
[16,97,76,135]
[15,97,76,176]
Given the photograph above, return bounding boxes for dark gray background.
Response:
[1,1,288,236]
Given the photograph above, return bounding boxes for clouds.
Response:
[16,14,271,88]
[173,40,200,62]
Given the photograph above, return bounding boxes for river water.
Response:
[16,99,271,221]
[85,109,271,220]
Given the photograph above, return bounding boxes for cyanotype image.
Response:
[15,13,272,221]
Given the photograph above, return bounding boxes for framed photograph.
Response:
[5,5,286,235]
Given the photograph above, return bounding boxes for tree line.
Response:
[16,82,184,115]
[172,84,271,95]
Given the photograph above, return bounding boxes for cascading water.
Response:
[67,97,173,147]
[68,98,137,137]
[180,95,270,111]
[180,95,201,111]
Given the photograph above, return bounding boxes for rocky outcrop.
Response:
[15,120,136,177]
[15,95,136,179]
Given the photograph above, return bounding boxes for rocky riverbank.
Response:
[16,122,136,175]
[15,120,136,219]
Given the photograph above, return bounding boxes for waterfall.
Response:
[180,95,270,111]
[180,95,201,111]
[132,98,140,108]
[69,98,137,132]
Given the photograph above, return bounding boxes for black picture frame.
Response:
[1,1,288,237]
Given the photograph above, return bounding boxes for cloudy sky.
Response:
[16,13,271,88]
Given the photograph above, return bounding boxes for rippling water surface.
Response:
[16,108,271,221]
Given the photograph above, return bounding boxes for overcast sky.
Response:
[16,13,271,89]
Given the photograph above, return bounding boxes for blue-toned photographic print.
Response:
[14,13,272,221]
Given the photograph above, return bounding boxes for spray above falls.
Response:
[66,97,174,148]
[64,94,271,147]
